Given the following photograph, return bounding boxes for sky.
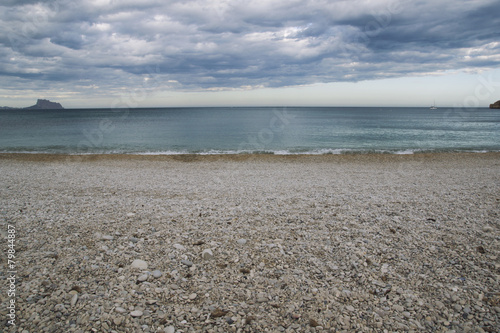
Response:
[1,0,499,108]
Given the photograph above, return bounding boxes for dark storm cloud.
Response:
[1,0,499,95]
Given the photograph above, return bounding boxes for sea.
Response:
[0,107,499,155]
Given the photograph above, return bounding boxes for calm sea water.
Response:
[0,107,499,155]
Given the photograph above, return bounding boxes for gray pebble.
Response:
[181,259,193,267]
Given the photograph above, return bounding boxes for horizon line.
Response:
[1,105,493,110]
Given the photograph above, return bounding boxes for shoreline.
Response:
[1,151,500,163]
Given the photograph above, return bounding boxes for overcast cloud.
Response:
[1,0,499,105]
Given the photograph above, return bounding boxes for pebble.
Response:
[189,293,197,300]
[237,238,247,245]
[393,305,404,312]
[70,294,78,307]
[211,309,228,317]
[202,248,214,260]
[309,318,319,327]
[101,235,114,240]
[152,270,162,278]
[164,326,175,333]
[131,259,148,270]
[130,310,143,317]
[346,305,355,312]
[137,273,149,282]
[435,300,445,309]
[174,243,186,251]
[115,307,127,313]
[482,226,493,232]
[181,259,193,267]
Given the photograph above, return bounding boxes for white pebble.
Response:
[202,248,214,260]
[164,326,175,333]
[130,310,143,317]
[131,259,148,270]
[137,273,149,282]
[174,243,186,251]
[70,294,78,307]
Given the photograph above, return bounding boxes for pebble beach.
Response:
[1,153,499,333]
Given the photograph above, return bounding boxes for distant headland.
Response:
[26,99,64,109]
[490,100,500,109]
[0,99,64,110]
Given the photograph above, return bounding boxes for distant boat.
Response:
[430,100,437,110]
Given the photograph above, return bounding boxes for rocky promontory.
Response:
[489,100,500,109]
[26,99,64,109]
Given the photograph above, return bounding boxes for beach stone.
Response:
[482,226,493,233]
[164,326,175,333]
[101,235,114,240]
[127,212,136,217]
[131,259,148,270]
[237,238,247,245]
[115,307,127,313]
[181,260,193,267]
[257,292,267,302]
[435,300,445,309]
[130,310,143,317]
[152,270,162,278]
[346,305,355,312]
[189,293,197,300]
[174,243,186,251]
[137,273,149,282]
[202,248,214,260]
[476,246,486,254]
[70,294,78,307]
[54,304,66,312]
[393,305,404,312]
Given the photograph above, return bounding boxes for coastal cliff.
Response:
[490,100,500,109]
[26,99,64,109]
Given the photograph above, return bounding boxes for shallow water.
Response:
[0,107,499,154]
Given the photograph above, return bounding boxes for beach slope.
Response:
[0,153,499,332]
